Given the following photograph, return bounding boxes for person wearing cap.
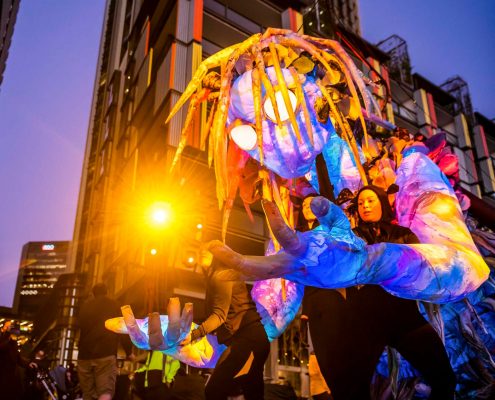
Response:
[23,349,50,400]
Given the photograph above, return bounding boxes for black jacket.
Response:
[78,295,131,360]
[353,221,419,246]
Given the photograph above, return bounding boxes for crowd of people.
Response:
[0,321,80,399]
[1,126,457,400]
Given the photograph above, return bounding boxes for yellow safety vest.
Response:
[135,351,180,387]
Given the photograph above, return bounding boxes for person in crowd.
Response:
[23,349,50,400]
[303,185,456,399]
[51,362,82,400]
[65,362,81,398]
[133,350,179,400]
[297,193,340,400]
[78,283,134,400]
[0,321,34,399]
[180,257,270,400]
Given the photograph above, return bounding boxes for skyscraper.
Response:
[14,241,69,319]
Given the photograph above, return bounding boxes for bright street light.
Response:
[152,209,169,224]
[147,202,173,228]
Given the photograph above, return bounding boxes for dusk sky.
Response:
[0,1,494,308]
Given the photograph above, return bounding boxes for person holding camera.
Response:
[23,349,50,400]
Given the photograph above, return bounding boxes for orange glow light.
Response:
[148,202,173,228]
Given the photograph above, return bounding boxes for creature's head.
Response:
[166,29,385,238]
[227,67,335,178]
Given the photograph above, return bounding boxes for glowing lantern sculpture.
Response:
[106,30,491,393]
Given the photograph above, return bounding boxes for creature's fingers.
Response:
[208,240,302,279]
[148,312,165,350]
[121,305,148,348]
[167,298,181,345]
[104,317,128,334]
[310,196,330,218]
[180,303,194,336]
[310,196,352,233]
[262,200,306,256]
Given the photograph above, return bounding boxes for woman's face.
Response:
[358,189,382,223]
[302,197,317,222]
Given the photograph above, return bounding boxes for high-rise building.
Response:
[14,241,69,319]
[0,0,20,88]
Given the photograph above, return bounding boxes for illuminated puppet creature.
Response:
[106,29,489,366]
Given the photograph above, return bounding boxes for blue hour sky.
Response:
[360,0,495,118]
[0,1,105,308]
[0,1,493,308]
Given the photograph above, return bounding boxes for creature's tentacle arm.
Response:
[209,152,489,302]
[165,41,247,123]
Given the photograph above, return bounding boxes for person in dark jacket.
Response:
[23,349,50,400]
[77,283,133,400]
[302,186,456,400]
[0,321,32,400]
[181,258,270,400]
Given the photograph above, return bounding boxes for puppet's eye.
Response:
[230,123,258,151]
[263,90,297,122]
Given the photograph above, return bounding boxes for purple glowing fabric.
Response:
[228,69,336,178]
[251,278,304,342]
[105,303,226,368]
[213,151,489,304]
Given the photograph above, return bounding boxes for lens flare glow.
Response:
[148,202,173,228]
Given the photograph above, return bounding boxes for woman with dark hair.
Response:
[301,186,456,399]
[350,185,456,399]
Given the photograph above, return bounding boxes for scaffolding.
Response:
[302,0,361,38]
[376,34,412,86]
[441,75,474,125]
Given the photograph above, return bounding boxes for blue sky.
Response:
[0,1,493,308]
[0,1,105,308]
[360,0,495,118]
